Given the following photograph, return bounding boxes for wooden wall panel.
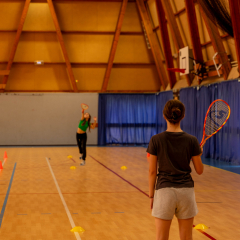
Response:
[54,2,121,31]
[114,35,154,63]
[0,33,16,62]
[23,3,55,31]
[14,33,64,62]
[73,67,106,90]
[63,35,113,63]
[121,3,142,32]
[108,67,160,90]
[5,64,71,91]
[0,2,25,30]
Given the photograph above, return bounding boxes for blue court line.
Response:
[0,163,17,228]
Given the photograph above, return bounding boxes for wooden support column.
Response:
[160,0,192,85]
[200,7,231,80]
[155,0,176,88]
[101,0,128,92]
[185,0,203,63]
[47,0,78,92]
[229,0,240,72]
[136,0,169,89]
[2,0,31,91]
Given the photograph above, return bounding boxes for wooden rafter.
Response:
[160,0,192,86]
[229,0,240,72]
[155,0,176,88]
[185,0,203,63]
[136,0,168,89]
[47,0,78,92]
[200,7,231,80]
[1,0,31,91]
[101,0,128,92]
[184,0,203,84]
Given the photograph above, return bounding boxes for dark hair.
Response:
[81,113,91,132]
[163,100,185,124]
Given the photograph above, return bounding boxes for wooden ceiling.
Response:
[0,0,239,93]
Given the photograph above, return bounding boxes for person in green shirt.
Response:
[76,107,97,166]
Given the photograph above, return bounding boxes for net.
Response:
[205,100,230,136]
[198,0,233,37]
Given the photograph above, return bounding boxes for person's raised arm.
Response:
[192,147,204,175]
[91,117,97,129]
[81,109,84,120]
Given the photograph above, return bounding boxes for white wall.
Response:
[0,93,98,145]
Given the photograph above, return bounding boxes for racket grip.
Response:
[82,109,84,113]
[147,153,150,158]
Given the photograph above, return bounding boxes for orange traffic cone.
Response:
[0,161,3,170]
[4,151,7,160]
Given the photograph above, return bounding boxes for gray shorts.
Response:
[152,187,198,220]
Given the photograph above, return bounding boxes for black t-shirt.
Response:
[147,131,202,190]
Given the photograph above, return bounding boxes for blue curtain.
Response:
[98,92,173,146]
[180,79,240,163]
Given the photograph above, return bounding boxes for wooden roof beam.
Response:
[160,0,192,86]
[101,0,128,92]
[200,6,231,80]
[229,0,240,73]
[155,0,176,88]
[136,0,169,90]
[47,0,78,92]
[1,0,31,91]
[185,0,203,63]
[184,0,203,84]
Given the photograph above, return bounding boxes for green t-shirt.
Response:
[78,120,89,132]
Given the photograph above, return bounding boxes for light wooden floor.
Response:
[0,147,239,240]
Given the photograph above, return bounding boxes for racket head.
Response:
[81,103,89,110]
[201,99,230,146]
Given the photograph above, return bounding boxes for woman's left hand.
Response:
[93,117,97,121]
[150,198,154,210]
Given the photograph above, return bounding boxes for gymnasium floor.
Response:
[0,147,239,240]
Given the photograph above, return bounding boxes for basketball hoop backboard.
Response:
[179,46,194,76]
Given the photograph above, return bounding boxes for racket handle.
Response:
[82,109,84,113]
[147,153,150,158]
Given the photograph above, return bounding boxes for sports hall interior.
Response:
[0,0,239,240]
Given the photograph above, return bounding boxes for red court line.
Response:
[90,155,217,240]
[89,155,149,197]
[193,225,217,240]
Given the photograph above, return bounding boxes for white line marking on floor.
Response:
[46,157,81,240]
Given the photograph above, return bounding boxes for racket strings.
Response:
[205,101,230,136]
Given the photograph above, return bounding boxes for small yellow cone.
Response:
[68,155,73,159]
[70,166,76,170]
[121,166,127,170]
[194,224,209,230]
[70,226,85,233]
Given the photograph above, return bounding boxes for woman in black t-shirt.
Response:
[147,100,203,240]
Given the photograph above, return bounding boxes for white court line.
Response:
[46,157,81,240]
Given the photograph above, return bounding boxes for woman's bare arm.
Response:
[149,154,157,197]
[90,117,97,129]
[81,109,84,120]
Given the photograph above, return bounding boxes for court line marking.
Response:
[89,155,148,197]
[46,157,81,240]
[0,162,17,228]
[90,155,217,240]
